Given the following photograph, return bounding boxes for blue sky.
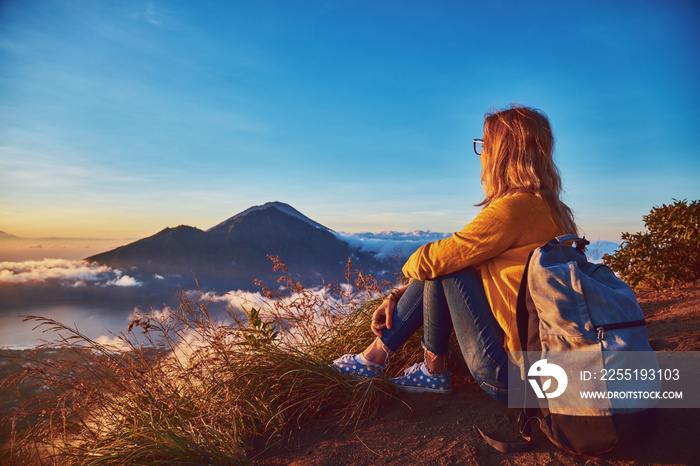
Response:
[1,0,698,241]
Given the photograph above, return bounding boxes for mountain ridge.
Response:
[87,202,394,290]
[207,201,331,233]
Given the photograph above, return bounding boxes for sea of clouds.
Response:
[0,233,621,348]
[336,231,621,264]
[335,230,452,259]
[0,258,143,287]
[0,233,620,288]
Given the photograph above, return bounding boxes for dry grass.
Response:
[0,258,425,465]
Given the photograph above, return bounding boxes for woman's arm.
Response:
[370,283,409,338]
[402,195,538,280]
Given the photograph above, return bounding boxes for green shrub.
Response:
[603,199,700,290]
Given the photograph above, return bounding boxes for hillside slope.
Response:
[252,281,700,465]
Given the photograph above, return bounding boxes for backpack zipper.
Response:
[596,319,647,340]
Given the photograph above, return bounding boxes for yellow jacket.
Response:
[402,193,563,353]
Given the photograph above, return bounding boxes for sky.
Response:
[1,0,699,244]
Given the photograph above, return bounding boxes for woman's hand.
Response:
[371,298,394,338]
[371,285,407,338]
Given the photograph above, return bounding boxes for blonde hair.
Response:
[479,105,578,235]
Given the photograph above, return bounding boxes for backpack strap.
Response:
[542,235,590,254]
[473,410,541,453]
[479,249,544,454]
[516,249,535,353]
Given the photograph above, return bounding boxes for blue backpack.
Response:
[478,235,659,455]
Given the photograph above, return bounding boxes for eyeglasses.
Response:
[473,138,483,156]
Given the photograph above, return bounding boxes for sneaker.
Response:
[391,362,452,394]
[331,354,386,378]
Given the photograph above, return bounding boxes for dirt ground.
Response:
[252,281,700,465]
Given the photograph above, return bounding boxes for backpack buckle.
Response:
[575,237,590,254]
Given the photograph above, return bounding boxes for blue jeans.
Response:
[380,268,511,404]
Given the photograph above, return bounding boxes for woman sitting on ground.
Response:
[332,105,579,402]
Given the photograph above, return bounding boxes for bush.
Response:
[603,199,700,290]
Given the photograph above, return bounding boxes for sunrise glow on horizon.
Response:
[1,1,698,243]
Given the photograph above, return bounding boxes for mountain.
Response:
[208,202,331,232]
[0,231,19,239]
[87,202,394,290]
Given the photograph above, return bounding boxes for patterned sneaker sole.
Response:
[330,354,386,378]
[333,364,385,378]
[395,384,453,394]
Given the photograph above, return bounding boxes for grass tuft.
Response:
[0,259,422,464]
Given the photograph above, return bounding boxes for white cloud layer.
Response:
[335,230,451,259]
[337,231,620,264]
[156,283,373,366]
[0,258,142,287]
